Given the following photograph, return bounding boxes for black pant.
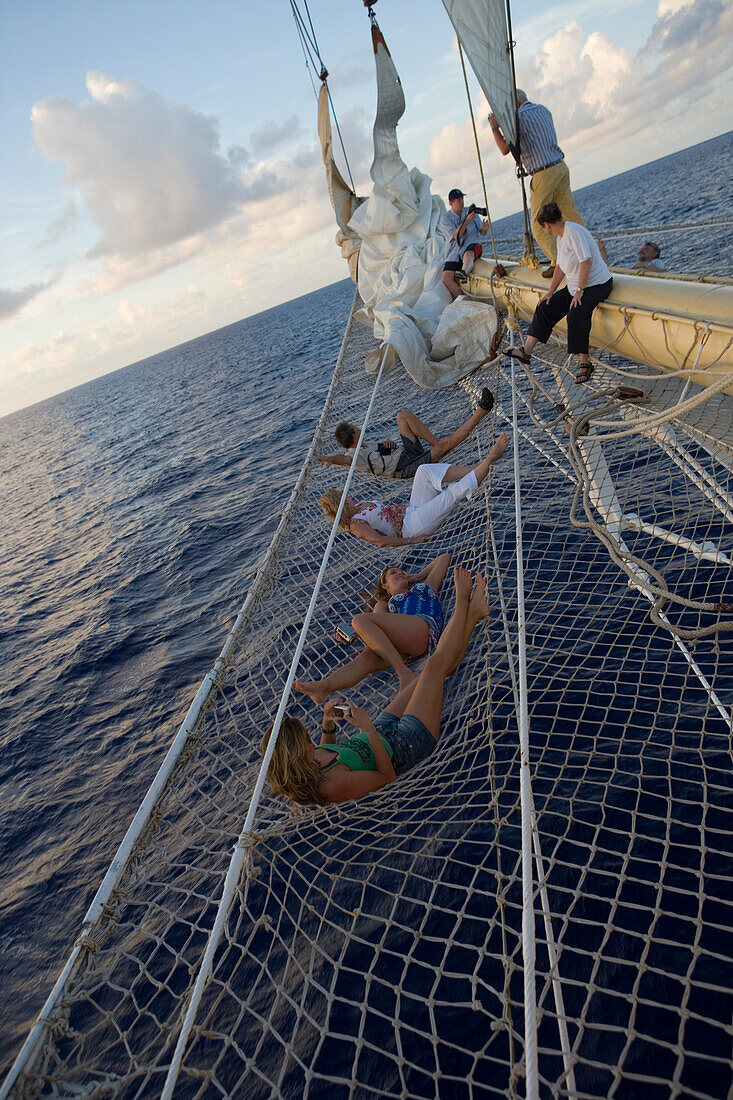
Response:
[528,278,613,354]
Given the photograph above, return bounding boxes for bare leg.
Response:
[430,406,491,462]
[384,573,489,720]
[470,433,510,488]
[404,571,490,737]
[442,270,463,300]
[402,572,488,734]
[351,613,429,692]
[462,250,475,275]
[294,649,388,705]
[396,408,440,446]
[437,433,509,488]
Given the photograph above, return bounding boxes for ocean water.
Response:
[0,131,731,1076]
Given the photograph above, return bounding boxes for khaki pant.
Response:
[529,161,584,263]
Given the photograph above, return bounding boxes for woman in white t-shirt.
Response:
[506,201,613,384]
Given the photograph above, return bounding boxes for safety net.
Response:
[4,279,732,1099]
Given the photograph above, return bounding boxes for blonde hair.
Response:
[375,567,392,603]
[260,717,326,806]
[318,488,350,530]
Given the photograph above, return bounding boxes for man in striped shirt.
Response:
[489,90,585,276]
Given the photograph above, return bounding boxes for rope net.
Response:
[7,283,733,1099]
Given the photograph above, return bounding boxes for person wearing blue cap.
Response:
[440,188,490,299]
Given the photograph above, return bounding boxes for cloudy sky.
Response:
[1,0,731,416]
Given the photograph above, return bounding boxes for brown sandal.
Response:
[575,363,594,384]
[506,347,531,364]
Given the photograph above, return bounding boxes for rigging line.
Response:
[289,2,320,100]
[159,343,391,1100]
[504,0,535,259]
[327,85,358,194]
[456,38,498,263]
[302,0,324,66]
[288,0,357,191]
[480,418,577,1097]
[510,356,540,1100]
[289,0,321,64]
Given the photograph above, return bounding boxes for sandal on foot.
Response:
[575,363,594,384]
[478,387,495,412]
[454,270,468,283]
[506,347,531,364]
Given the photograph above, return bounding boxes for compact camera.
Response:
[332,703,351,718]
[335,621,356,644]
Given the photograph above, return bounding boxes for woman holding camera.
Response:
[294,552,451,703]
[263,568,489,804]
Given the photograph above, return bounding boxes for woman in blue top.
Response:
[264,568,490,804]
[294,552,451,704]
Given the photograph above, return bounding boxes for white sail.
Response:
[441,0,518,150]
[317,84,365,283]
[348,22,499,387]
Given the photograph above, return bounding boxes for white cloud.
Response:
[0,279,56,321]
[429,0,732,202]
[32,71,247,260]
[28,74,371,301]
[250,115,302,154]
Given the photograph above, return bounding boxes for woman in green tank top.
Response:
[262,568,490,805]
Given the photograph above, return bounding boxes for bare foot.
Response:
[453,566,472,604]
[397,668,418,692]
[293,679,330,705]
[489,432,510,463]
[469,574,491,620]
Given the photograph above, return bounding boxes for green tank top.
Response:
[320,732,393,773]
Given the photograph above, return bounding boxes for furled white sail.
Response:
[348,22,498,388]
[317,84,365,283]
[441,0,517,151]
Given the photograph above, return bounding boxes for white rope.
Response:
[510,357,540,1099]
[159,345,390,1100]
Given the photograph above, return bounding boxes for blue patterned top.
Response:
[388,582,444,652]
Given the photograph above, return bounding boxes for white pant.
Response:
[402,462,479,538]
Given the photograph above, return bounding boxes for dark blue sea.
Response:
[1,131,731,1076]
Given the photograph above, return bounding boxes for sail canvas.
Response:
[441,0,518,151]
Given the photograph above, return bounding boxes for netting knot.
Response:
[74,933,101,956]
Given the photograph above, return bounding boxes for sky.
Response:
[1,0,731,417]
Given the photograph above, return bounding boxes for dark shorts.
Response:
[394,433,431,480]
[374,711,436,776]
[444,243,482,272]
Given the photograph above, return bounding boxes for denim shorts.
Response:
[374,711,436,776]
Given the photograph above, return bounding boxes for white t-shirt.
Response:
[556,222,612,294]
[352,441,403,478]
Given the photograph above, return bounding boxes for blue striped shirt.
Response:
[518,102,564,175]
